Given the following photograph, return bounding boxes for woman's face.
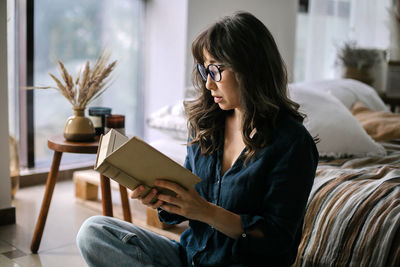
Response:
[203,50,242,112]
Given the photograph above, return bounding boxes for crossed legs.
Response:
[76,216,183,267]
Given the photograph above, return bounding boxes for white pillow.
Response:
[291,78,388,111]
[148,84,387,158]
[150,138,187,166]
[146,101,188,140]
[289,87,386,158]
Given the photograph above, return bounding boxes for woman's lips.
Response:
[214,96,223,103]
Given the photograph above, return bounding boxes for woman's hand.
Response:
[154,179,212,222]
[130,185,164,209]
[155,180,247,239]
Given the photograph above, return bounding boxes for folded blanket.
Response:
[351,101,400,142]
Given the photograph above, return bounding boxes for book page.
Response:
[109,130,129,154]
[96,129,128,168]
[96,133,111,168]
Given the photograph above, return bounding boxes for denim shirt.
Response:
[158,114,319,267]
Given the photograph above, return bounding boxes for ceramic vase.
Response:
[64,107,95,142]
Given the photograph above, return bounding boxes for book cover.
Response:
[94,129,201,196]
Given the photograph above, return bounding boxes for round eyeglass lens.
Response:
[208,64,221,82]
[197,64,208,81]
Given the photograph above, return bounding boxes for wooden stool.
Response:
[30,136,132,253]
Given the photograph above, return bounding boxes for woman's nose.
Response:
[205,74,216,91]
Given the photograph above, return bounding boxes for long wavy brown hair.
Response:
[185,11,304,163]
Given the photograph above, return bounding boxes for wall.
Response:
[0,0,14,219]
[143,0,189,141]
[185,0,298,88]
[136,0,297,142]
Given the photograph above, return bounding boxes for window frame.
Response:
[15,0,144,169]
[17,0,35,168]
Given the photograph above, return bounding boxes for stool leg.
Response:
[119,185,132,222]
[100,174,113,216]
[30,151,62,253]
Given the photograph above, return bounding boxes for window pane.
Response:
[34,0,142,166]
[7,0,18,140]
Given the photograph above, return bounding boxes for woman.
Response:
[77,11,318,267]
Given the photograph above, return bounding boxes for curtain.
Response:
[304,0,391,82]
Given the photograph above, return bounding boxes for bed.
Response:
[294,141,400,267]
[147,78,400,266]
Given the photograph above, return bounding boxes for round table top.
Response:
[47,135,100,154]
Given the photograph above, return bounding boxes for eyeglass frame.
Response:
[196,63,225,82]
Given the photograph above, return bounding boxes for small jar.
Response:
[105,114,125,135]
[88,107,112,136]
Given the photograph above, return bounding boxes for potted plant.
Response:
[28,50,117,141]
[336,41,388,94]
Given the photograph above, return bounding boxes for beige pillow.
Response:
[351,101,400,142]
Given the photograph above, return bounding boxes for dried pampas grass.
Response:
[27,49,117,109]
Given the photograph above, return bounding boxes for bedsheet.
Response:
[294,142,400,267]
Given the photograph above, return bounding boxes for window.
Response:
[294,1,310,82]
[294,0,389,82]
[7,0,18,141]
[294,0,352,82]
[11,0,144,168]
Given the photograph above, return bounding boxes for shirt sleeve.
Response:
[157,153,192,224]
[231,133,318,262]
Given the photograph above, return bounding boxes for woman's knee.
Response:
[77,215,143,249]
[76,215,108,251]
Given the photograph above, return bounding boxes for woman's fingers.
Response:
[141,188,158,205]
[130,186,157,205]
[130,185,145,199]
[129,180,189,211]
[157,193,181,206]
[150,199,164,209]
[159,203,180,214]
[154,180,186,196]
[130,185,164,209]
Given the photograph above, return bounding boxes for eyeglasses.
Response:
[196,63,224,82]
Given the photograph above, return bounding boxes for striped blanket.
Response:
[294,142,400,267]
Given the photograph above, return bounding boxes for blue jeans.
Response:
[76,215,183,267]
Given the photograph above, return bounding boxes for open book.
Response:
[94,129,201,197]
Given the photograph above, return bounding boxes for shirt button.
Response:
[242,233,247,238]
